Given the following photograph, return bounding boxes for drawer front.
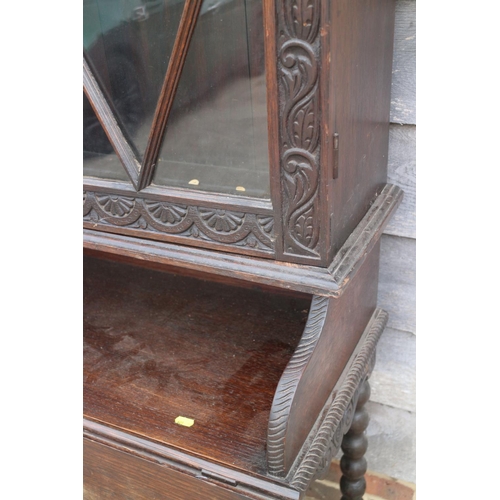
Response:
[84,438,253,500]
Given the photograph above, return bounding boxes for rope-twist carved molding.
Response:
[290,309,388,491]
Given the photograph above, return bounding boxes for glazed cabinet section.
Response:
[83,0,396,266]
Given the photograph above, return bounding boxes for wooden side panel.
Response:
[328,0,396,261]
[84,438,250,500]
[268,241,380,475]
[284,242,380,471]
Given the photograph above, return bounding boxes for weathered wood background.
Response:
[366,0,416,483]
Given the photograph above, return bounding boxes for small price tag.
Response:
[175,416,195,427]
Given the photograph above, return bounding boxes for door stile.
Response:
[83,56,141,189]
[263,0,284,259]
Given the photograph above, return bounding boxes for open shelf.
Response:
[84,256,311,476]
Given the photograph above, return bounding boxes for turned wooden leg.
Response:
[339,378,370,500]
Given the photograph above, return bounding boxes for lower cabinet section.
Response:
[83,245,386,499]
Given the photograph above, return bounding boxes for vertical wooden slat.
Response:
[138,0,204,190]
[83,56,140,189]
[263,0,283,257]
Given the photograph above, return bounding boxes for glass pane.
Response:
[83,93,130,182]
[83,0,185,159]
[152,0,270,198]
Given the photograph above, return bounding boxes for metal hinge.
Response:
[332,133,339,179]
[198,469,239,487]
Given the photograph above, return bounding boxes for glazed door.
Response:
[83,0,328,264]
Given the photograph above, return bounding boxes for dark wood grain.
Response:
[328,185,402,287]
[84,420,301,500]
[263,0,284,258]
[138,0,204,190]
[83,227,339,295]
[83,184,401,297]
[84,439,255,500]
[268,243,381,475]
[83,56,141,188]
[327,0,396,262]
[84,256,310,475]
[290,311,386,491]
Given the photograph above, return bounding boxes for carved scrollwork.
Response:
[83,191,275,254]
[278,0,322,258]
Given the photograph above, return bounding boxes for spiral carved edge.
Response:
[277,0,322,259]
[83,191,275,253]
[290,309,388,492]
[267,296,330,475]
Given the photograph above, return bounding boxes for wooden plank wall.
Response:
[365,0,416,483]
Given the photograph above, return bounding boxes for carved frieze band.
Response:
[83,191,274,253]
[267,295,330,475]
[278,0,322,258]
[290,308,388,491]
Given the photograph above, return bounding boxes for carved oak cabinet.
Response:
[83,0,401,498]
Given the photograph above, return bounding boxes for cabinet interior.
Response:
[84,255,311,475]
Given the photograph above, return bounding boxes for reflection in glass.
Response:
[153,0,270,198]
[83,0,185,159]
[83,93,130,181]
